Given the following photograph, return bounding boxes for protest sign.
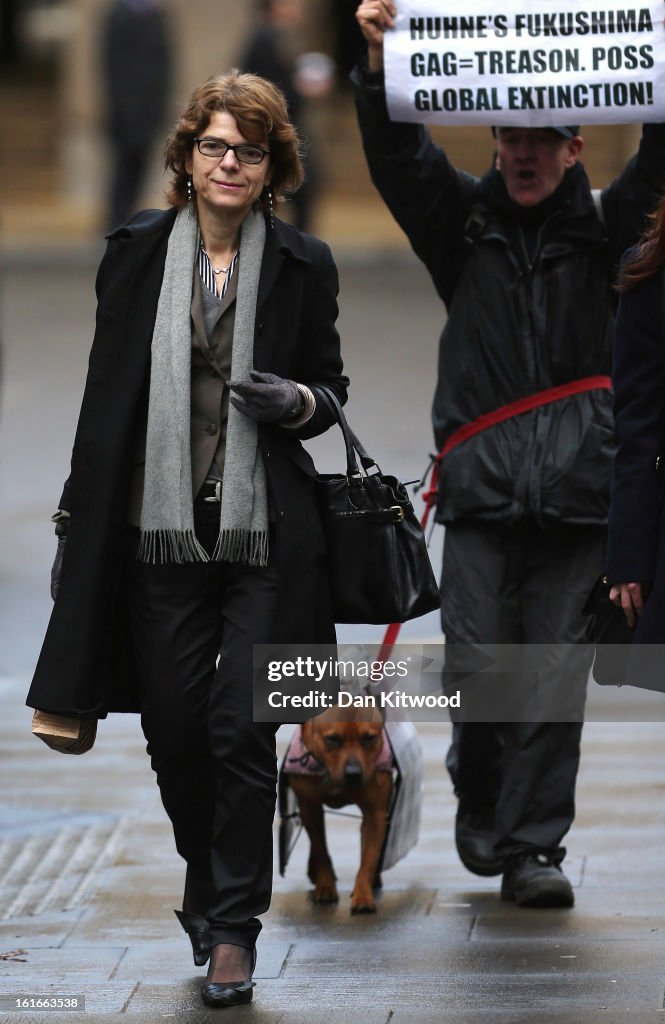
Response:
[384,0,665,126]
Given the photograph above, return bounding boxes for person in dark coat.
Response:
[238,0,331,233]
[353,0,665,907]
[27,71,348,1010]
[101,0,172,230]
[607,196,665,674]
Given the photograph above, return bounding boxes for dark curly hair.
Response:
[618,192,665,291]
[164,70,304,210]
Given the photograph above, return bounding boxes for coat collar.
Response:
[109,207,311,257]
[108,207,310,313]
[107,206,178,241]
[257,215,311,310]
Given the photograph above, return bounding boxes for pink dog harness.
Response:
[282,724,394,776]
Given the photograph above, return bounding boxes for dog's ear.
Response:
[301,719,315,748]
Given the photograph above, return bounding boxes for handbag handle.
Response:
[315,385,380,479]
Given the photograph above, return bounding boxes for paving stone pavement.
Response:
[2,257,665,1022]
[1,674,665,1024]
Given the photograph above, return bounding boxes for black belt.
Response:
[198,477,222,503]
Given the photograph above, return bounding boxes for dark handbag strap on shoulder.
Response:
[314,385,378,477]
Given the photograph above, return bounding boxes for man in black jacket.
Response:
[353,0,665,906]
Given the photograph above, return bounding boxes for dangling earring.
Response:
[267,187,274,229]
[186,174,194,216]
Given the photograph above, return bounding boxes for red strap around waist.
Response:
[377,375,612,663]
[419,375,612,524]
[439,375,612,458]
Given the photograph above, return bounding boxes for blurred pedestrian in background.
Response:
[353,0,665,908]
[330,0,365,81]
[27,70,347,1010]
[607,196,665,667]
[101,0,173,230]
[0,0,21,70]
[239,0,334,232]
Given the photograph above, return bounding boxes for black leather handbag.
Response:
[314,387,440,625]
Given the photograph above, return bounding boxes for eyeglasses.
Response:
[194,138,269,165]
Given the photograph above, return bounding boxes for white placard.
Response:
[385,0,665,126]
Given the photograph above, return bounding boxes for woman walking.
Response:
[28,71,348,1009]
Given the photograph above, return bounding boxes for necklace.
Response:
[201,244,238,275]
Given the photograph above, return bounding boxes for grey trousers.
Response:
[441,520,606,861]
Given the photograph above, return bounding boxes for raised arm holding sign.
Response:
[364,0,665,126]
[352,0,665,908]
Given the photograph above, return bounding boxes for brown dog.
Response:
[286,705,393,914]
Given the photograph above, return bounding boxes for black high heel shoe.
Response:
[200,946,256,1008]
[174,910,211,967]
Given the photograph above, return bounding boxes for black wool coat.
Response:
[607,260,665,645]
[28,209,349,717]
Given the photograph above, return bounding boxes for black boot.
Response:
[501,852,574,908]
[455,799,503,876]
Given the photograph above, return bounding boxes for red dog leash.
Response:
[377,375,612,661]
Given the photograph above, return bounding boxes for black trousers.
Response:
[441,521,606,861]
[126,502,279,948]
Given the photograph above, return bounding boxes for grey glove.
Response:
[50,514,69,601]
[228,371,302,424]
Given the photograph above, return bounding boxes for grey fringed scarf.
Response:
[137,205,269,566]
